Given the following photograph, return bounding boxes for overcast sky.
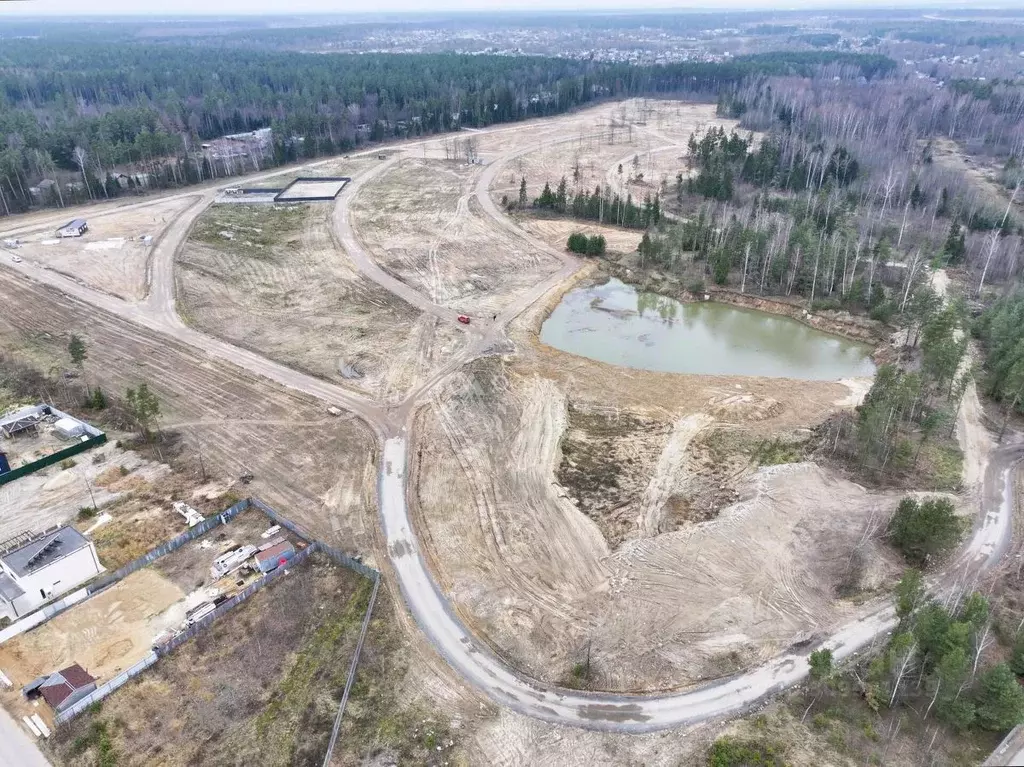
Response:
[0,0,1001,16]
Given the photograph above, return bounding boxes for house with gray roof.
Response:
[0,526,103,621]
[56,219,88,238]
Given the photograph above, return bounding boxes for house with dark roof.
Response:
[56,219,88,238]
[32,664,97,712]
[0,526,103,621]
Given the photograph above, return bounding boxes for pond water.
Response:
[539,279,876,380]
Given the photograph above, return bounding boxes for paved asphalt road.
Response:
[0,121,1020,740]
[0,708,51,767]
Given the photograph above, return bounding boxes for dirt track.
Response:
[0,99,1012,751]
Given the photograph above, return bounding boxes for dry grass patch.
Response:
[49,556,370,767]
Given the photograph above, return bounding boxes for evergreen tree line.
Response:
[975,291,1024,416]
[530,176,661,230]
[0,42,894,215]
[859,571,1024,733]
[681,125,861,204]
[846,295,968,479]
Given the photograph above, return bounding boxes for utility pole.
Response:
[195,432,207,482]
[84,476,97,510]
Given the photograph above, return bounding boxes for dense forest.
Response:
[0,41,892,215]
[628,57,1024,311]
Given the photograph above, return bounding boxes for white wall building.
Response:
[56,219,88,238]
[0,527,104,621]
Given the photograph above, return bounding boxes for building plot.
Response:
[350,158,563,314]
[45,551,369,767]
[177,201,460,402]
[0,266,379,551]
[1,196,198,302]
[0,507,304,729]
[274,176,350,202]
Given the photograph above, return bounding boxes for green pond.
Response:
[539,279,876,380]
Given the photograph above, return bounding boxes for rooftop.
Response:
[40,663,95,709]
[60,218,87,229]
[0,526,90,578]
[0,571,25,602]
[256,541,294,565]
[0,405,44,438]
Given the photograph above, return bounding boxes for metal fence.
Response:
[272,176,351,202]
[321,571,380,767]
[0,433,107,487]
[55,652,158,723]
[156,542,321,657]
[253,499,378,580]
[87,498,249,594]
[0,587,90,644]
[28,496,383,752]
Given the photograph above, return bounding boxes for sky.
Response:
[0,0,1004,16]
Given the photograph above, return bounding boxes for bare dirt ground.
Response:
[0,568,184,715]
[930,137,1023,216]
[487,100,738,204]
[3,197,198,302]
[412,351,901,690]
[0,98,926,763]
[0,438,170,542]
[47,555,369,767]
[0,506,307,734]
[349,157,563,314]
[79,471,235,571]
[177,200,459,402]
[0,270,378,555]
[516,217,643,255]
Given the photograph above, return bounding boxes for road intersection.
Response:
[0,121,1019,745]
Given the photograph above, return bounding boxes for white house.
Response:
[0,527,104,621]
[56,219,88,238]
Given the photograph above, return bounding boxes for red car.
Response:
[457,314,471,325]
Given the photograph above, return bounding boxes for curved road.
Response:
[1,122,1020,735]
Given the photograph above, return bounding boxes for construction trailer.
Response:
[255,541,295,573]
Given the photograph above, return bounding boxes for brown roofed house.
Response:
[39,663,97,712]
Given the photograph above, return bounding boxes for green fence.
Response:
[0,433,107,487]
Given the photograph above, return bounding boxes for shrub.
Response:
[566,232,589,254]
[585,234,606,256]
[60,458,77,470]
[708,736,786,766]
[85,387,107,410]
[869,301,896,324]
[975,663,1024,731]
[1011,635,1024,676]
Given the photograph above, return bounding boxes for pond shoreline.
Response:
[539,275,878,381]
[594,262,898,372]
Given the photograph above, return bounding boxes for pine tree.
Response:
[556,176,568,213]
[975,664,1024,731]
